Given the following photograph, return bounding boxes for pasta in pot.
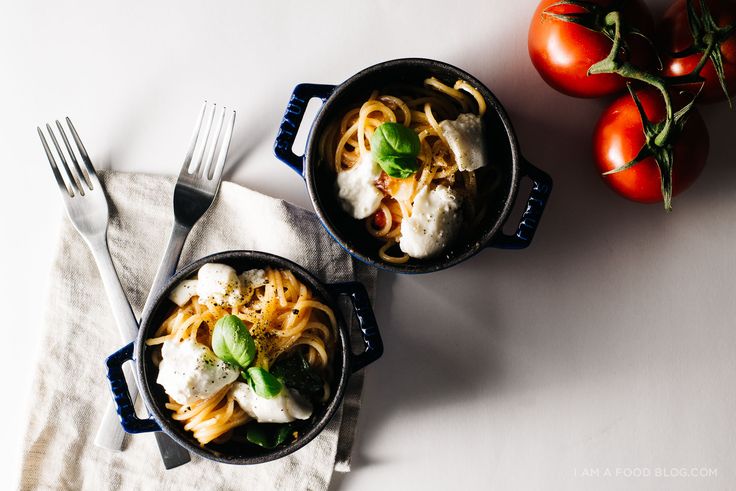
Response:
[146,265,335,446]
[324,77,496,262]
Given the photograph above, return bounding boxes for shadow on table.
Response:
[342,267,506,464]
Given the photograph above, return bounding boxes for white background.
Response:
[1,0,735,489]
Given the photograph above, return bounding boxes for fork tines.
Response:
[38,118,100,198]
[182,102,236,181]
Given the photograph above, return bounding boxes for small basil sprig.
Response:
[271,352,323,399]
[246,423,293,449]
[246,366,283,399]
[370,122,420,178]
[212,315,256,369]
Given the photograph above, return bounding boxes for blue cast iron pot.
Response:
[274,57,553,274]
[105,250,382,465]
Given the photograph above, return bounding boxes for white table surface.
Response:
[2,0,735,489]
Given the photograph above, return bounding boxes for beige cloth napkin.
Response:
[19,171,376,491]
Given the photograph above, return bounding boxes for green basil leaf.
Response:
[212,315,256,369]
[247,366,284,399]
[371,122,420,178]
[246,423,293,449]
[376,155,420,178]
[372,122,420,156]
[271,352,324,398]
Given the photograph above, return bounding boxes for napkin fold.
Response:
[19,171,376,491]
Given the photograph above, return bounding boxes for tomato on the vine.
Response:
[593,89,709,204]
[528,0,655,98]
[659,0,736,103]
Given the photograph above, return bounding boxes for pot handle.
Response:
[106,342,161,434]
[274,83,336,176]
[488,158,553,250]
[328,281,384,373]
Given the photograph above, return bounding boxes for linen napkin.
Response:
[19,171,376,491]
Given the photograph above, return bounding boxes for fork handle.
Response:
[88,236,141,342]
[140,220,194,468]
[92,223,191,464]
[86,236,143,451]
[148,221,191,302]
[95,366,138,450]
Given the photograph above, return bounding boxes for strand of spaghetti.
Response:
[425,77,471,112]
[221,397,236,424]
[281,291,309,332]
[282,270,300,301]
[379,95,411,125]
[296,300,337,328]
[262,273,278,318]
[171,313,204,342]
[173,385,229,416]
[454,80,487,116]
[171,392,224,422]
[410,110,430,124]
[424,103,447,146]
[188,317,204,341]
[417,130,435,171]
[197,416,250,442]
[363,118,386,139]
[293,335,329,367]
[396,199,411,220]
[235,311,259,325]
[280,319,330,345]
[272,269,287,308]
[358,100,396,155]
[304,321,332,340]
[155,310,185,337]
[340,108,360,133]
[195,413,250,444]
[205,395,235,424]
[379,239,410,264]
[335,121,359,171]
[192,416,220,431]
[184,393,229,429]
[277,312,310,338]
[360,100,395,118]
[416,164,438,196]
[146,334,174,346]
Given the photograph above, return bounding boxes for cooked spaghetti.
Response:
[324,77,493,263]
[146,265,335,446]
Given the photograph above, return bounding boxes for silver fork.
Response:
[90,102,236,467]
[39,118,145,457]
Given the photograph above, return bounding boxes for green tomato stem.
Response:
[588,11,674,146]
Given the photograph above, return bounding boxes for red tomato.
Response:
[528,0,655,98]
[593,89,709,204]
[659,0,736,103]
